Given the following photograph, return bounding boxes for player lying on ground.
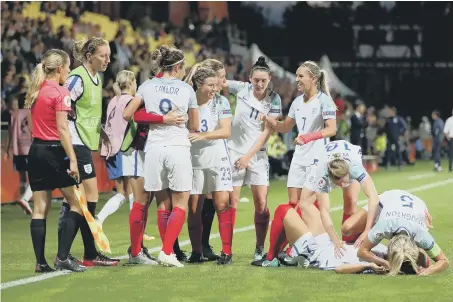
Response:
[299,140,380,258]
[251,201,390,274]
[357,190,449,276]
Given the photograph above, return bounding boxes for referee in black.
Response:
[25,49,86,273]
[431,110,445,172]
[385,107,406,170]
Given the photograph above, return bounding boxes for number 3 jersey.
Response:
[191,94,233,169]
[312,140,368,193]
[136,77,198,148]
[288,92,336,166]
[227,81,282,155]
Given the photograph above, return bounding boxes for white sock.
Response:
[129,193,134,211]
[20,185,33,203]
[97,193,126,224]
[290,232,317,257]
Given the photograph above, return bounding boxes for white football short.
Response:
[144,145,193,192]
[287,162,315,189]
[229,148,269,187]
[191,165,233,195]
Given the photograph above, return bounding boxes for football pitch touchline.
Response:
[2,178,453,290]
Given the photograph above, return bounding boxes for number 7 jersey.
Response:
[136,77,198,148]
[227,81,282,154]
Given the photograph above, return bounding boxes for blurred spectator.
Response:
[365,113,378,155]
[350,100,367,149]
[268,133,288,180]
[443,109,453,172]
[419,116,432,159]
[431,110,444,172]
[384,107,406,169]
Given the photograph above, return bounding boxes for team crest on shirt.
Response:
[63,95,71,107]
[84,164,92,174]
[317,178,326,189]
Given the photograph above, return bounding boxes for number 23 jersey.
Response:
[136,77,198,148]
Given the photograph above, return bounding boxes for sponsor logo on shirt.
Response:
[317,178,326,189]
[63,95,71,107]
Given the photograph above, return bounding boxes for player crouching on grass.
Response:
[356,190,449,276]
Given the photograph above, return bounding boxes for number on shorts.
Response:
[250,108,259,120]
[325,142,351,152]
[220,167,231,181]
[400,195,414,208]
[159,98,173,114]
[201,119,208,132]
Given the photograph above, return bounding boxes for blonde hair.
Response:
[184,63,200,87]
[327,156,350,180]
[300,61,331,97]
[387,234,420,276]
[25,49,70,109]
[73,37,108,63]
[112,70,135,96]
[192,67,217,91]
[200,59,224,72]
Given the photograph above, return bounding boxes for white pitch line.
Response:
[2,178,453,290]
[408,173,435,180]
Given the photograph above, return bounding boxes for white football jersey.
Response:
[191,94,232,169]
[227,81,282,154]
[136,77,198,148]
[288,92,336,166]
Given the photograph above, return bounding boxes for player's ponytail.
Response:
[387,234,420,276]
[318,70,331,97]
[184,63,200,87]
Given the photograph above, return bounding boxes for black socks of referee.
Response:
[201,198,216,248]
[57,211,83,260]
[31,219,47,265]
[79,201,98,259]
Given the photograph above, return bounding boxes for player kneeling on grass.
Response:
[251,202,388,274]
[299,140,380,260]
[185,67,234,265]
[25,49,86,273]
[357,190,449,276]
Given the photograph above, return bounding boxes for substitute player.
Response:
[300,140,380,258]
[56,37,119,266]
[358,190,449,276]
[226,56,282,260]
[124,45,199,267]
[4,95,33,214]
[184,67,234,265]
[25,49,85,273]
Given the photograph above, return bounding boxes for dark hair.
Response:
[250,56,270,76]
[151,45,185,72]
[432,110,440,117]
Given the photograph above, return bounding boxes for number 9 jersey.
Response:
[136,77,198,148]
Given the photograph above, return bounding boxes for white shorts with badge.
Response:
[106,149,145,180]
[287,162,315,188]
[191,165,233,195]
[144,145,193,192]
[229,148,269,187]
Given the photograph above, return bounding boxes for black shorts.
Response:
[74,145,96,181]
[13,155,28,172]
[28,140,78,192]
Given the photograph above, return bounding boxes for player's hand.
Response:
[3,150,11,161]
[235,156,250,170]
[164,109,186,126]
[188,132,205,142]
[370,263,387,274]
[417,267,430,276]
[334,240,346,258]
[353,231,368,248]
[294,135,305,146]
[67,159,80,184]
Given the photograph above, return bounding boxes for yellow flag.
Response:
[74,187,111,253]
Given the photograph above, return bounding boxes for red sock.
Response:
[231,208,237,228]
[162,207,186,255]
[341,213,359,243]
[129,202,145,257]
[266,204,291,261]
[157,209,171,244]
[188,206,203,253]
[255,208,270,248]
[218,208,233,255]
